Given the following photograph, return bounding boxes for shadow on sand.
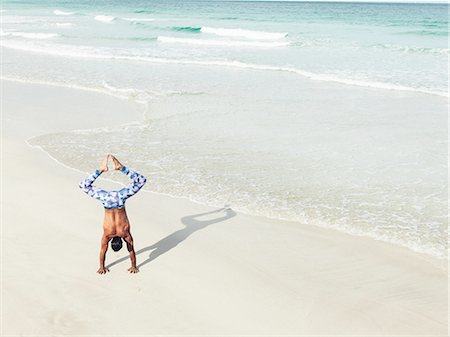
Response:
[106,206,236,270]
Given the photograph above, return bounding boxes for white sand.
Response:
[2,80,448,335]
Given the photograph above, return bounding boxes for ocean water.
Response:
[1,1,448,258]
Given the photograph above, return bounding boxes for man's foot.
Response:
[128,266,139,273]
[97,267,110,274]
[99,156,109,173]
[110,155,123,171]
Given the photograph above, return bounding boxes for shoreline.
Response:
[9,75,447,263]
[26,140,450,267]
[2,79,448,335]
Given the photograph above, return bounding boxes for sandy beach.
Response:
[1,80,447,335]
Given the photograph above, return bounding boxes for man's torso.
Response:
[103,207,130,238]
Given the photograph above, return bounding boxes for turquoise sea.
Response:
[1,1,448,258]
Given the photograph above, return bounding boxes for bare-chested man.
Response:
[79,154,147,274]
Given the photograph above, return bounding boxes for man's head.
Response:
[111,236,123,252]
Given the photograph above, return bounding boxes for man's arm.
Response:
[97,236,111,274]
[124,234,139,273]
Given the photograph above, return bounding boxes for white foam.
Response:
[1,16,38,24]
[2,31,60,39]
[102,81,203,99]
[0,76,194,107]
[2,40,447,98]
[157,36,288,48]
[94,15,116,23]
[55,22,74,27]
[53,10,75,16]
[201,27,287,40]
[370,43,450,55]
[122,17,155,22]
[101,81,153,103]
[0,76,148,104]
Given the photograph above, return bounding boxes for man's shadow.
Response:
[106,206,236,270]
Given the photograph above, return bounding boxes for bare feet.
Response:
[128,266,139,274]
[99,155,109,173]
[109,154,123,171]
[97,267,110,274]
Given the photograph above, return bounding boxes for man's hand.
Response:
[109,154,123,171]
[128,266,139,273]
[97,267,110,274]
[99,155,109,173]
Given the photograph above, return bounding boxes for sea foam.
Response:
[94,15,116,23]
[157,36,288,48]
[122,17,155,22]
[370,43,450,55]
[201,27,287,40]
[2,31,60,39]
[53,10,75,16]
[55,23,75,28]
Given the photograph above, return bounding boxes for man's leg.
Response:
[98,235,111,274]
[124,234,139,273]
